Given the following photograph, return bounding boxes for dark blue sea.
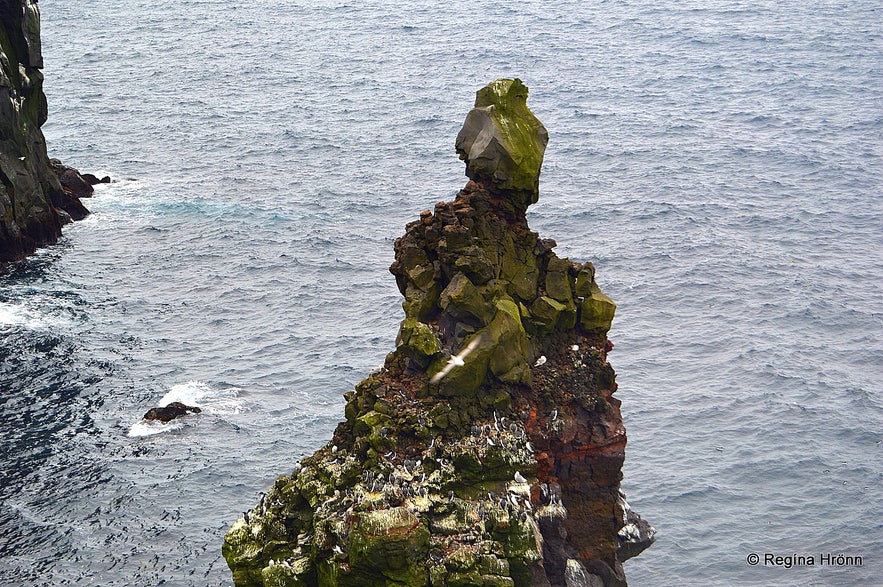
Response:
[2,1,881,585]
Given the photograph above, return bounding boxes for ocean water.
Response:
[1,1,881,585]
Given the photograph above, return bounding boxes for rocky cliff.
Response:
[0,1,90,267]
[223,78,654,587]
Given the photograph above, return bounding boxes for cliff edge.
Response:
[0,1,90,268]
[223,78,654,587]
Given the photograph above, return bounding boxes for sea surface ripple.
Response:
[1,1,880,585]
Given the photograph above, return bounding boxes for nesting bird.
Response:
[534,355,547,367]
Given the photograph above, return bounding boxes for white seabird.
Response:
[430,335,482,383]
[534,355,547,367]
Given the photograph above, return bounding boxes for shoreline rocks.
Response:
[0,3,99,268]
[223,79,654,586]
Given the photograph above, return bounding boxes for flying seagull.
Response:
[430,335,482,383]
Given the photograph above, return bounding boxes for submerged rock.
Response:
[223,79,653,586]
[0,5,91,267]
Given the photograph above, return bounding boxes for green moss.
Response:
[455,79,549,208]
[403,282,441,322]
[347,508,430,585]
[260,559,312,587]
[544,270,572,304]
[574,263,596,297]
[499,233,538,301]
[396,318,441,357]
[439,272,496,325]
[528,296,565,333]
[579,284,616,333]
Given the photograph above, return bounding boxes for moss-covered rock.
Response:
[223,79,652,587]
[347,508,430,584]
[455,78,549,213]
[396,318,441,358]
[579,285,617,334]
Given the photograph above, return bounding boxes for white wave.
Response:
[158,380,244,415]
[0,301,70,330]
[127,380,244,437]
[127,419,185,438]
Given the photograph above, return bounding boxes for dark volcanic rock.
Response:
[143,402,202,423]
[455,78,549,216]
[80,172,111,185]
[223,79,653,587]
[0,3,90,267]
[49,158,95,199]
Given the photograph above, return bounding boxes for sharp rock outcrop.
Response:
[0,2,91,268]
[223,78,654,587]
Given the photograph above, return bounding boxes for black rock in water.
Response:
[143,402,202,423]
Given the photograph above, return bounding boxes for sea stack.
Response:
[0,2,91,268]
[223,78,654,586]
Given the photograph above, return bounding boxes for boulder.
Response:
[143,402,202,423]
[455,78,549,215]
[49,159,95,199]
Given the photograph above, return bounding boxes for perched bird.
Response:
[571,345,580,351]
[430,336,482,383]
[514,471,528,483]
[534,355,547,367]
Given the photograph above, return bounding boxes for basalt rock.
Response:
[455,78,549,217]
[143,401,202,423]
[49,158,95,199]
[0,3,90,268]
[223,79,653,587]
